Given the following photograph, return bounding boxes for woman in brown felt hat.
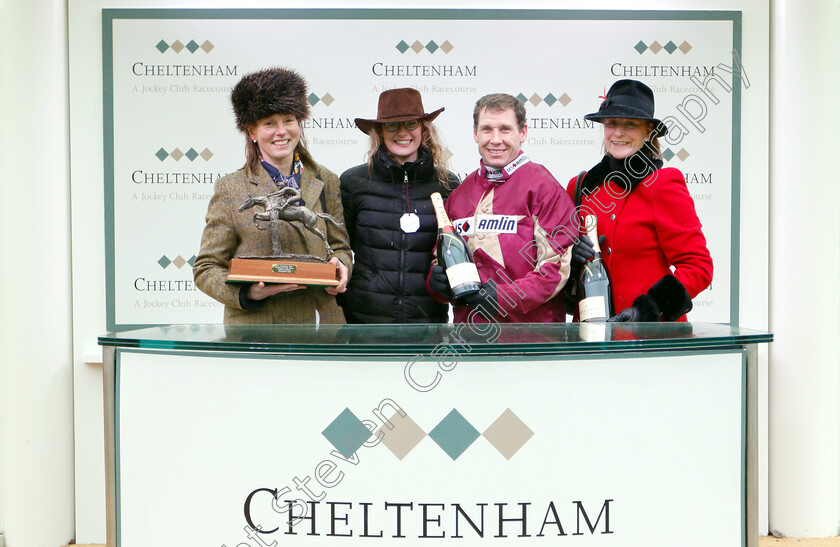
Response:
[338,88,458,323]
[566,79,712,322]
[193,67,352,324]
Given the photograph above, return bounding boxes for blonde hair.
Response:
[364,119,454,186]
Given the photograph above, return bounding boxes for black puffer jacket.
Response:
[338,147,455,323]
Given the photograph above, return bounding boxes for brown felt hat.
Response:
[355,88,444,134]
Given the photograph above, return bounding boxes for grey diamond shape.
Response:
[396,40,410,54]
[634,40,648,54]
[663,148,675,161]
[185,148,199,161]
[426,40,439,54]
[157,256,171,269]
[188,255,196,267]
[308,93,320,106]
[544,93,558,107]
[428,409,480,461]
[155,148,169,161]
[664,40,678,54]
[516,93,528,104]
[155,40,169,53]
[186,40,200,53]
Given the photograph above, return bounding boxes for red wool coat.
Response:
[567,166,713,320]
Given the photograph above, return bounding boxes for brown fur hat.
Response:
[230,67,310,132]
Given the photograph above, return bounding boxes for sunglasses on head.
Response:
[383,120,421,132]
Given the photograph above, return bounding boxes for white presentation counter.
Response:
[99,322,771,547]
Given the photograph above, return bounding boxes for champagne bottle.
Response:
[577,215,614,322]
[430,192,481,300]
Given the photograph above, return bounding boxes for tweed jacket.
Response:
[194,163,352,324]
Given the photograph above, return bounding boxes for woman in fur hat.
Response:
[338,88,458,323]
[194,67,352,324]
[567,79,713,322]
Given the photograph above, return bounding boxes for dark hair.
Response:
[473,93,527,131]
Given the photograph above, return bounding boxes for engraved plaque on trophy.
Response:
[224,187,341,287]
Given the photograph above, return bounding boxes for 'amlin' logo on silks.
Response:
[322,407,533,461]
[453,215,521,236]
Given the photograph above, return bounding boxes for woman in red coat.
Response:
[567,79,712,321]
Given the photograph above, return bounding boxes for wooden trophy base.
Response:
[225,257,339,287]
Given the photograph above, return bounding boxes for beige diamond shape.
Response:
[648,41,662,54]
[483,408,533,460]
[440,40,454,54]
[558,93,572,107]
[201,40,214,53]
[200,148,214,161]
[170,40,184,53]
[170,148,184,161]
[676,148,690,161]
[172,256,187,269]
[321,93,335,106]
[679,41,692,54]
[410,40,424,53]
[376,411,426,460]
[529,93,542,106]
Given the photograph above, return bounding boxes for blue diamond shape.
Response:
[663,41,678,54]
[516,93,527,104]
[186,40,199,53]
[308,93,320,106]
[426,40,439,54]
[634,40,648,54]
[185,148,199,161]
[157,256,171,269]
[188,255,196,267]
[323,408,371,458]
[663,148,675,161]
[396,40,410,54]
[544,93,557,107]
[155,148,169,161]
[155,40,169,53]
[428,409,480,460]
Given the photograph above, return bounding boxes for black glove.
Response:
[460,280,499,321]
[609,274,693,322]
[571,234,607,266]
[429,264,452,300]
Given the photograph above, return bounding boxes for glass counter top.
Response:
[99,322,772,356]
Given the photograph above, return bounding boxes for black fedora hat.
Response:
[584,79,667,137]
[355,88,444,134]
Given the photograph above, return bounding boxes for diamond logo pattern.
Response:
[155,38,214,54]
[396,40,454,54]
[157,255,197,269]
[328,408,533,461]
[308,93,335,107]
[662,148,690,162]
[323,408,372,459]
[635,39,693,54]
[155,147,213,162]
[517,92,572,108]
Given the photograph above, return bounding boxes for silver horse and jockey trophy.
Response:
[225,186,343,287]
